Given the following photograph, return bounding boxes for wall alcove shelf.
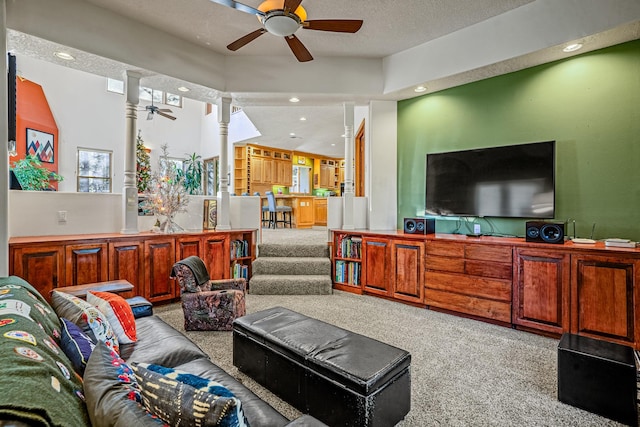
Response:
[331,230,640,350]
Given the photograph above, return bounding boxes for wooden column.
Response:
[121,71,141,234]
[342,102,355,230]
[216,96,231,230]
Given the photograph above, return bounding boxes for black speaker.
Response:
[403,218,435,235]
[525,221,565,244]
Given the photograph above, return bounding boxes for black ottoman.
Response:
[558,333,638,426]
[233,307,411,427]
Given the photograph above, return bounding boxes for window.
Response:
[165,92,182,108]
[204,157,219,195]
[107,78,124,94]
[140,86,163,104]
[77,148,112,192]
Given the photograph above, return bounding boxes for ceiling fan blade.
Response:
[283,0,303,13]
[285,35,313,62]
[303,19,363,33]
[156,111,177,121]
[227,29,266,51]
[208,0,265,17]
[158,108,173,113]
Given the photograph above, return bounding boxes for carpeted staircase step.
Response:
[249,274,333,295]
[258,243,329,258]
[253,257,331,276]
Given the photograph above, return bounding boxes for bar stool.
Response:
[266,191,292,228]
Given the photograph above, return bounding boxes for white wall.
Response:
[368,101,397,231]
[14,54,212,192]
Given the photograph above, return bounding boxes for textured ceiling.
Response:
[6,0,640,157]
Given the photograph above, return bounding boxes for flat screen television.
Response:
[425,140,555,218]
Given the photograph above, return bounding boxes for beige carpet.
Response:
[155,291,631,426]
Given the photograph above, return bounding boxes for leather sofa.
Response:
[0,276,324,427]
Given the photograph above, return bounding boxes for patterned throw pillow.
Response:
[132,363,250,427]
[51,291,120,354]
[59,317,96,375]
[87,291,137,344]
[84,342,166,427]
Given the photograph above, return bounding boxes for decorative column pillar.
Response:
[121,71,141,234]
[342,102,355,230]
[216,96,232,230]
[0,0,9,275]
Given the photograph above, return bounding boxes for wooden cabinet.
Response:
[252,157,264,184]
[313,198,327,226]
[425,241,512,323]
[144,237,176,303]
[571,254,639,347]
[513,248,570,334]
[392,240,424,304]
[363,237,392,296]
[65,242,109,287]
[9,230,256,304]
[291,197,314,228]
[11,245,64,300]
[108,240,143,298]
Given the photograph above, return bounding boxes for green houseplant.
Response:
[11,155,63,190]
[179,152,203,195]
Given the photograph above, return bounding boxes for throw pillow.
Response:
[59,317,96,375]
[51,290,120,354]
[84,342,166,427]
[0,276,90,426]
[87,291,137,344]
[132,363,250,427]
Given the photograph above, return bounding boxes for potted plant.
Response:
[11,155,63,190]
[180,152,203,195]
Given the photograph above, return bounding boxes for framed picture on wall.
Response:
[26,128,54,163]
[203,199,217,230]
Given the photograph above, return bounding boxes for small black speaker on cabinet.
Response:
[403,218,435,235]
[525,221,565,244]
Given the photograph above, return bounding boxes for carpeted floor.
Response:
[260,226,330,245]
[155,291,634,426]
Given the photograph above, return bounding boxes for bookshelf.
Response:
[229,230,254,280]
[332,232,363,293]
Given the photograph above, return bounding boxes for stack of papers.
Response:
[604,238,637,248]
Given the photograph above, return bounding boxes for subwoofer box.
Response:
[558,333,638,426]
[525,221,565,244]
[403,217,435,234]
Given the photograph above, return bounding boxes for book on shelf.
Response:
[334,260,361,285]
[231,239,249,258]
[336,234,362,259]
[232,263,249,279]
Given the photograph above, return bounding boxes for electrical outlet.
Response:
[473,223,481,235]
[57,210,67,222]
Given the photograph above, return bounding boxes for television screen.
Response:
[425,141,555,218]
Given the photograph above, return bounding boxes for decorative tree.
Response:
[136,130,151,194]
[143,144,189,233]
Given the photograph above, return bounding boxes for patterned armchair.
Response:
[171,256,246,331]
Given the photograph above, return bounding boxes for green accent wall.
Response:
[397,40,640,241]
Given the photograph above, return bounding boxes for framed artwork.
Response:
[26,128,54,163]
[203,199,217,230]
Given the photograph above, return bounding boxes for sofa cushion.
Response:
[87,291,137,344]
[59,317,96,375]
[84,342,164,427]
[120,315,208,367]
[132,363,248,427]
[0,276,90,426]
[51,290,120,354]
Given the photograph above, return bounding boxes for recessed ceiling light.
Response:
[331,143,336,146]
[177,86,190,92]
[300,117,306,121]
[54,52,75,61]
[414,85,427,93]
[289,132,296,137]
[289,97,300,103]
[563,43,583,53]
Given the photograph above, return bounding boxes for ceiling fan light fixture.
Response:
[262,11,301,37]
[147,111,154,121]
[258,0,307,21]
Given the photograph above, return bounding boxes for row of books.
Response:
[335,260,361,285]
[231,239,249,259]
[232,263,249,279]
[335,235,362,259]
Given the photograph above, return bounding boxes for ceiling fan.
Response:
[210,0,363,62]
[144,103,176,121]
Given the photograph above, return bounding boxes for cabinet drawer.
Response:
[465,260,512,280]
[427,241,464,257]
[425,288,511,323]
[427,255,464,274]
[465,244,512,263]
[425,271,511,302]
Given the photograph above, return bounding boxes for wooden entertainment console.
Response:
[9,230,256,304]
[331,230,640,349]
